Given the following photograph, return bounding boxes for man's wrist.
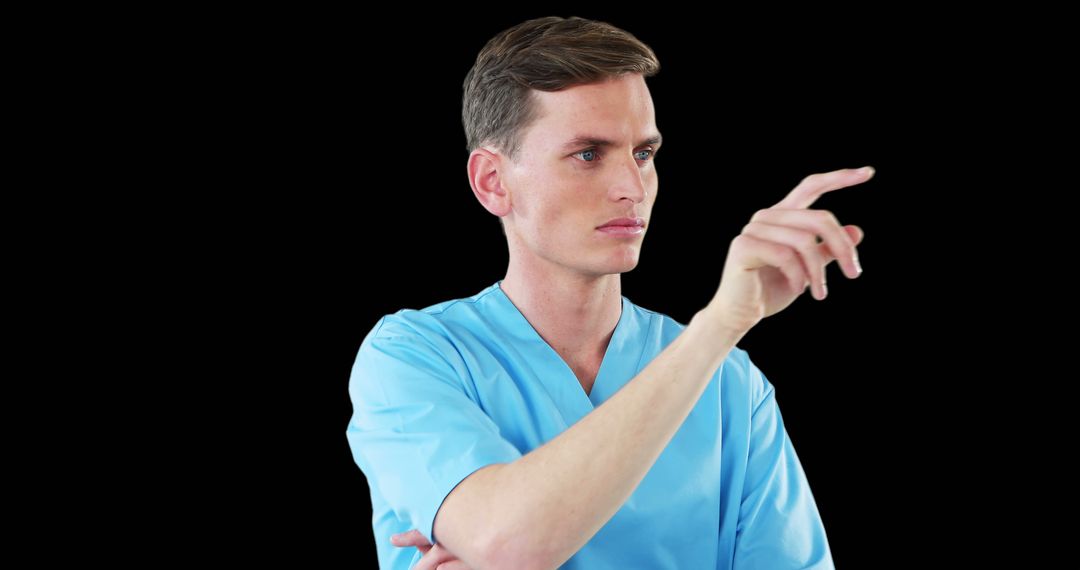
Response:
[690,306,749,354]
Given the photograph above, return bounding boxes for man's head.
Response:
[463,16,662,279]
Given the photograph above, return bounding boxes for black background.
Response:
[161,8,1052,567]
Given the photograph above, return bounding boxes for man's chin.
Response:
[597,256,640,275]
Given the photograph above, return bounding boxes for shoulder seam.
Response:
[418,284,501,316]
[372,315,389,337]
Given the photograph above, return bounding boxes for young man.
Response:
[348,16,869,569]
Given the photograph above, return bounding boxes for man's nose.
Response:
[609,154,648,203]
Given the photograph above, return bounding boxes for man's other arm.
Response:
[434,308,742,570]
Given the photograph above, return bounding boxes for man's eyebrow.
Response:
[561,133,663,151]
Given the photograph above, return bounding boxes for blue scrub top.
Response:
[347,280,834,569]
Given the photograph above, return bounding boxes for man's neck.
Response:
[500,268,622,364]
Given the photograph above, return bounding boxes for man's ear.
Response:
[467,147,512,219]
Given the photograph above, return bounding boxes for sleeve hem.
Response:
[422,452,519,547]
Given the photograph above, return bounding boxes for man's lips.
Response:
[597,217,646,229]
[597,217,646,237]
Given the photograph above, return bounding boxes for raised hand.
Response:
[705,167,873,333]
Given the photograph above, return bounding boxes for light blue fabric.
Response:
[347,280,833,569]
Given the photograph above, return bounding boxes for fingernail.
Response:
[859,166,875,176]
[853,253,862,276]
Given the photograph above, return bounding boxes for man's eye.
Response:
[573,148,656,163]
[576,149,600,162]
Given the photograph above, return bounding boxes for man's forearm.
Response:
[435,308,743,570]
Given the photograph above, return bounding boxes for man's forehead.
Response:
[525,77,658,150]
[532,105,660,148]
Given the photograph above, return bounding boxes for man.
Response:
[347,15,870,569]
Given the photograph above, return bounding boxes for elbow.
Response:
[431,527,500,570]
[479,530,559,570]
[437,462,561,569]
[433,521,533,570]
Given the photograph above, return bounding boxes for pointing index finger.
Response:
[774,166,875,210]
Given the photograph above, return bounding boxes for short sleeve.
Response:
[346,314,523,545]
[733,359,835,569]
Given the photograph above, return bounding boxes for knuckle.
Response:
[816,209,839,227]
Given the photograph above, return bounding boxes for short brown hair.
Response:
[462,16,661,164]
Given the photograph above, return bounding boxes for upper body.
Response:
[346,279,833,569]
[347,15,867,569]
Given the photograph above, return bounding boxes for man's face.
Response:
[499,73,661,278]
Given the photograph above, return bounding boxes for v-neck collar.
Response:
[487,279,639,423]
